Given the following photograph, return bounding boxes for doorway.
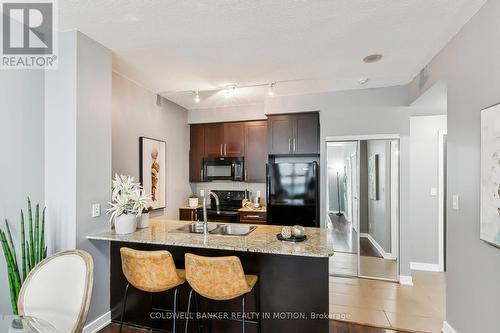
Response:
[326,136,400,282]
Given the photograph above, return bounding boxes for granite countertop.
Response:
[87,217,333,258]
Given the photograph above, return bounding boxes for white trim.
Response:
[325,134,400,142]
[442,321,458,333]
[390,140,399,266]
[410,262,441,272]
[399,275,414,286]
[438,129,447,272]
[83,311,111,333]
[360,233,397,260]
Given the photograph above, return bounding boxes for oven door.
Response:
[197,209,240,223]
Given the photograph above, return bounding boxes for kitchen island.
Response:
[87,218,333,333]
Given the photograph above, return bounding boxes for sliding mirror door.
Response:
[358,139,399,281]
[326,141,359,277]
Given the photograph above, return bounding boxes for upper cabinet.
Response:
[245,121,267,182]
[224,122,245,157]
[267,112,319,155]
[204,122,245,157]
[189,124,205,182]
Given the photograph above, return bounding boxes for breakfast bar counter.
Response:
[88,218,333,333]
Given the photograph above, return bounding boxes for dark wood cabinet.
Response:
[268,115,294,155]
[245,121,267,182]
[239,211,267,224]
[294,113,320,154]
[204,123,225,156]
[179,207,199,221]
[189,124,205,182]
[224,122,245,157]
[267,112,319,155]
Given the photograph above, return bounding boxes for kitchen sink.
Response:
[174,222,219,234]
[210,225,256,236]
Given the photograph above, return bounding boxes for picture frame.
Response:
[139,137,166,210]
[368,154,379,201]
[480,103,500,248]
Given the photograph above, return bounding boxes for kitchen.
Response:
[90,104,329,332]
[181,112,320,228]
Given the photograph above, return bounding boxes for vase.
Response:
[189,198,199,207]
[115,214,137,234]
[137,213,150,228]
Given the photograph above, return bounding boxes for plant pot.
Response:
[115,214,137,234]
[189,198,199,207]
[137,213,150,229]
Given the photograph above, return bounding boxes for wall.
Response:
[0,70,45,314]
[367,140,391,253]
[406,0,498,331]
[112,72,191,219]
[409,115,447,265]
[188,104,265,124]
[45,31,112,323]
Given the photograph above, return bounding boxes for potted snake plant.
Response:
[0,198,47,315]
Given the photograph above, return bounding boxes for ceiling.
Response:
[59,0,486,110]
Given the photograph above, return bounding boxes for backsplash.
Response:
[190,182,266,204]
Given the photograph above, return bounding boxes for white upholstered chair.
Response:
[17,250,94,333]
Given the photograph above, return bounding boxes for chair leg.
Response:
[184,288,194,333]
[119,283,131,333]
[241,294,246,333]
[193,292,202,333]
[255,286,261,333]
[173,287,178,333]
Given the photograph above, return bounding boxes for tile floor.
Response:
[329,270,445,333]
[330,252,398,280]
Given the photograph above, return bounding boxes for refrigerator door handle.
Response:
[266,164,271,206]
[288,138,291,153]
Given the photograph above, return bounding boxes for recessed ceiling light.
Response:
[358,77,369,85]
[363,54,383,63]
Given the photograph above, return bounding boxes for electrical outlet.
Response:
[452,195,459,210]
[430,188,438,197]
[199,189,205,197]
[92,203,101,217]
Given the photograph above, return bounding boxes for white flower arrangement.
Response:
[107,174,152,222]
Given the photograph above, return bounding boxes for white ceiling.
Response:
[59,0,486,110]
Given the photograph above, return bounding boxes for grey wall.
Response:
[45,31,112,324]
[406,0,498,331]
[74,32,112,323]
[0,71,44,314]
[112,72,192,219]
[367,140,391,253]
[359,141,369,233]
[409,115,447,265]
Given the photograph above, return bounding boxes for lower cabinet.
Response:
[179,207,199,221]
[239,211,267,224]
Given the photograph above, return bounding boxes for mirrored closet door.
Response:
[327,138,400,282]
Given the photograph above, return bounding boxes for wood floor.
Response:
[99,321,411,333]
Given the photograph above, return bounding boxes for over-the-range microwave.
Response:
[202,156,244,181]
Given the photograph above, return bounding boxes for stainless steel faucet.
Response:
[202,191,220,234]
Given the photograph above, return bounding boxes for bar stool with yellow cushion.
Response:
[184,253,260,333]
[120,247,185,333]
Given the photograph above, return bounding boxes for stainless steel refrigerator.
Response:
[266,162,320,227]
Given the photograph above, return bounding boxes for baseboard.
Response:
[442,321,458,333]
[83,311,111,333]
[360,233,396,260]
[411,262,442,272]
[399,275,413,286]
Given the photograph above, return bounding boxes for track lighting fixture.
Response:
[268,83,275,96]
[194,91,200,103]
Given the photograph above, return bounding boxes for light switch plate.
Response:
[430,188,438,196]
[92,203,101,217]
[452,195,459,210]
[199,189,205,197]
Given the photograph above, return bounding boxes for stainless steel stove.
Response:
[197,190,248,222]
